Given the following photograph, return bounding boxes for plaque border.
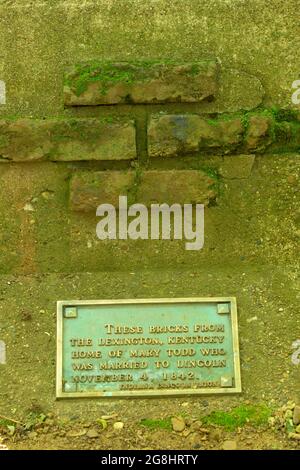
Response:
[56,297,241,398]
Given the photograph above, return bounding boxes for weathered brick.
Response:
[70,170,216,212]
[0,119,52,162]
[64,60,218,106]
[0,118,136,162]
[70,171,134,212]
[148,114,244,158]
[138,170,216,206]
[244,115,273,152]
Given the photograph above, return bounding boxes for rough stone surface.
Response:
[288,433,300,440]
[0,118,136,162]
[64,60,218,106]
[148,114,244,157]
[0,119,53,162]
[213,68,264,112]
[69,169,216,212]
[219,155,256,179]
[171,416,186,432]
[244,116,273,152]
[293,405,300,425]
[86,429,99,439]
[113,422,125,431]
[137,170,216,206]
[222,440,237,450]
[70,171,134,212]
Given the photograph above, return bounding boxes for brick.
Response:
[0,119,52,162]
[64,60,218,106]
[138,170,216,206]
[244,115,273,152]
[69,170,216,212]
[0,118,136,162]
[70,171,134,212]
[148,114,244,158]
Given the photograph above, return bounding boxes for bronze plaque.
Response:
[56,297,241,398]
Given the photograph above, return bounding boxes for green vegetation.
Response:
[199,165,222,203]
[140,405,272,432]
[202,404,272,431]
[200,166,220,181]
[0,418,14,427]
[24,412,47,430]
[140,418,172,431]
[0,411,46,433]
[269,106,299,122]
[206,118,219,127]
[187,64,201,76]
[67,61,137,97]
[66,59,212,96]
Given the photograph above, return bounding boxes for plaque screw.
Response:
[217,303,231,314]
[64,307,77,318]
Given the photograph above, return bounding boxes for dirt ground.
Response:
[1,404,300,451]
[0,265,300,450]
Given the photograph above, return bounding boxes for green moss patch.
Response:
[202,404,272,431]
[140,418,172,431]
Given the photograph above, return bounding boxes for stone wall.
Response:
[0,52,299,274]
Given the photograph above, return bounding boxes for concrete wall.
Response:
[0,0,299,117]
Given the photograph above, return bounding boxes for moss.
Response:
[202,404,272,431]
[240,109,275,146]
[274,121,300,142]
[99,116,116,124]
[206,118,220,127]
[187,64,201,76]
[200,165,220,182]
[66,59,214,97]
[198,165,222,204]
[269,107,299,122]
[67,61,137,97]
[273,121,291,142]
[140,418,172,431]
[241,113,250,133]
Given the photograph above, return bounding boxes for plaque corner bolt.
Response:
[217,303,231,315]
[64,307,77,318]
[220,376,234,387]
